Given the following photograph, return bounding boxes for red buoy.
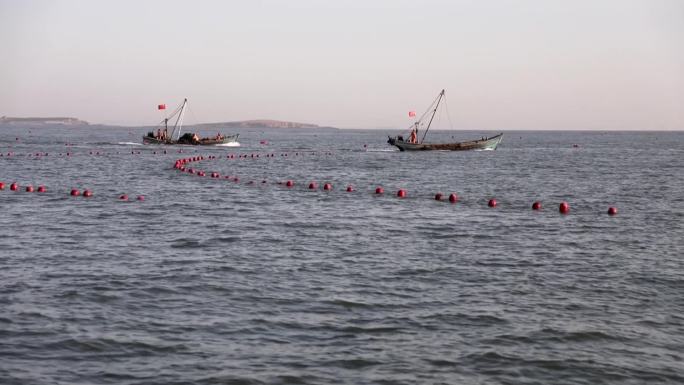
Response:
[488,198,497,208]
[286,180,294,187]
[607,207,618,216]
[532,201,542,210]
[449,193,458,203]
[37,186,46,193]
[119,194,128,201]
[397,189,406,198]
[83,190,92,197]
[137,195,145,201]
[559,201,569,214]
[0,182,4,190]
[10,182,18,191]
[323,183,332,190]
[375,187,384,194]
[434,193,443,201]
[346,185,354,192]
[70,188,80,196]
[308,182,317,190]
[26,185,34,192]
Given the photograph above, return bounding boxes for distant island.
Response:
[1,116,333,129]
[188,119,329,130]
[0,116,89,125]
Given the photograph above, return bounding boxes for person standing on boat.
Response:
[163,128,168,141]
[409,126,418,144]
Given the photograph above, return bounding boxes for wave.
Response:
[213,142,241,147]
[116,142,143,146]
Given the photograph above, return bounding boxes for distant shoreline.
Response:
[0,116,336,130]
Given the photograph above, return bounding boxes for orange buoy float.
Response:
[449,193,458,203]
[397,189,406,198]
[375,187,384,194]
[286,180,294,187]
[25,185,34,192]
[0,182,4,190]
[37,186,46,193]
[434,193,443,201]
[559,201,569,214]
[488,198,497,207]
[137,195,145,201]
[119,194,128,201]
[346,185,354,192]
[70,188,80,196]
[607,207,618,216]
[323,183,332,190]
[83,190,92,197]
[532,201,542,210]
[308,182,317,190]
[10,182,18,191]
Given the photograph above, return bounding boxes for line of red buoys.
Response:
[166,154,618,215]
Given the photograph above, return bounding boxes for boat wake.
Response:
[117,142,143,146]
[366,148,398,152]
[213,142,240,147]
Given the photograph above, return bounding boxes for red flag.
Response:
[158,104,166,110]
[408,110,416,118]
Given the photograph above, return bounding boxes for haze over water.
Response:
[2,0,683,130]
[1,126,683,384]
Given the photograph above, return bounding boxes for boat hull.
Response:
[388,133,503,151]
[143,133,239,146]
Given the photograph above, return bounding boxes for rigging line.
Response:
[420,89,445,144]
[187,104,199,127]
[406,91,443,132]
[172,99,186,139]
[155,103,182,128]
[443,93,455,130]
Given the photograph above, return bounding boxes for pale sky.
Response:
[1,0,682,130]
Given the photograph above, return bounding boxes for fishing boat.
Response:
[387,90,503,151]
[143,99,239,146]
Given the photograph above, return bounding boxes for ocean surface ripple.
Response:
[1,127,683,384]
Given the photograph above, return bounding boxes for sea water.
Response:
[1,126,683,384]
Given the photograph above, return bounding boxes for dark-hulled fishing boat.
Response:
[387,90,503,151]
[143,99,239,146]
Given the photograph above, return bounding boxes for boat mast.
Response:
[171,98,188,140]
[420,89,445,144]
